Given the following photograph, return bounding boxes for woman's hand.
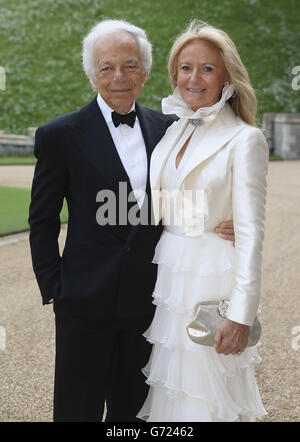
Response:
[214,319,249,355]
[215,220,235,246]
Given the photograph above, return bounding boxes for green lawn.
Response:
[0,0,299,134]
[0,186,68,235]
[0,156,36,165]
[269,155,283,161]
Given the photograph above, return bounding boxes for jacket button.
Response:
[124,245,131,252]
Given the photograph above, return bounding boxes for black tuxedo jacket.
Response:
[29,97,175,320]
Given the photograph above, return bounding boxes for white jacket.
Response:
[150,103,269,326]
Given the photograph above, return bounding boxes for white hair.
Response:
[82,19,152,88]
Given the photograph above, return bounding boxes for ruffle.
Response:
[152,265,235,314]
[144,300,262,372]
[138,339,266,422]
[144,330,262,381]
[152,230,235,274]
[138,229,266,422]
[138,380,266,422]
[161,84,235,121]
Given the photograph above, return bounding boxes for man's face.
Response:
[93,31,148,114]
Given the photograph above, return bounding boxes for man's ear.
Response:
[142,72,149,86]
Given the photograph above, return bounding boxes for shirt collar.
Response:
[96,92,136,124]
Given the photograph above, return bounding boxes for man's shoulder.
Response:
[37,98,98,134]
[137,104,177,127]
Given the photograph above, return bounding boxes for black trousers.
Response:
[53,313,153,422]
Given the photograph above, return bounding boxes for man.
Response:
[29,19,234,422]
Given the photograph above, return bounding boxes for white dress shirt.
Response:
[97,93,148,208]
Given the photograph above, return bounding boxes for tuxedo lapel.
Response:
[135,103,153,168]
[65,97,133,196]
[135,103,172,179]
[66,99,170,242]
[126,104,166,242]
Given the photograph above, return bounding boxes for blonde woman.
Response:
[138,20,268,422]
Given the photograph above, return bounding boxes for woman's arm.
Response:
[214,127,269,354]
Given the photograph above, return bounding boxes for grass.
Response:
[0,0,299,135]
[0,186,68,235]
[0,153,282,166]
[269,155,283,161]
[0,156,36,164]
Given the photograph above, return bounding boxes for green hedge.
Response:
[0,0,299,134]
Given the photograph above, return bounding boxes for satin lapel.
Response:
[176,107,245,189]
[135,103,154,174]
[150,118,189,192]
[65,98,133,196]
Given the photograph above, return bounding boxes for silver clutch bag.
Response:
[186,298,261,347]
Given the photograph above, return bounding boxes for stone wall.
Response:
[263,113,300,160]
[1,114,300,159]
[0,128,35,154]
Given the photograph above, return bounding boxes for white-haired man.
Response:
[29,19,234,422]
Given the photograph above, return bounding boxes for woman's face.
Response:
[176,39,229,111]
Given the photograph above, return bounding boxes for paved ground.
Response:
[0,165,35,189]
[0,162,299,422]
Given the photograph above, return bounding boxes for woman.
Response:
[137,20,268,422]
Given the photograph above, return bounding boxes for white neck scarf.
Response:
[161,84,235,124]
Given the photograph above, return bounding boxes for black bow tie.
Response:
[111,110,136,128]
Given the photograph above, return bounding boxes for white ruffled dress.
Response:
[137,230,267,422]
[137,88,267,422]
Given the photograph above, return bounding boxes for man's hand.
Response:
[215,220,235,246]
[214,319,249,355]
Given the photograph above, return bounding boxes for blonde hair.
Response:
[168,20,257,126]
